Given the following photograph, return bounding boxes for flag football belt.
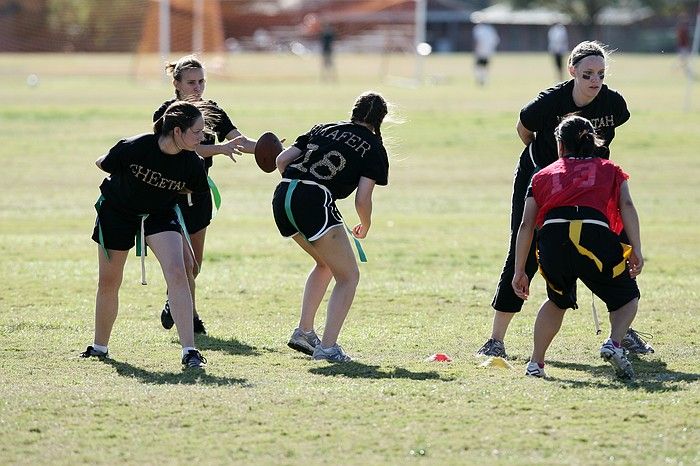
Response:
[207,175,222,219]
[282,178,367,263]
[94,195,195,285]
[540,219,632,294]
[184,176,221,220]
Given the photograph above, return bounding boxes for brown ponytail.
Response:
[554,115,605,157]
[351,91,388,140]
[153,100,208,137]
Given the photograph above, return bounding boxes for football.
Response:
[254,132,284,173]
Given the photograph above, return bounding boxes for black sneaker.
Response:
[160,300,174,330]
[193,315,207,335]
[622,328,655,354]
[80,345,108,359]
[162,300,207,334]
[182,349,207,368]
[476,338,507,358]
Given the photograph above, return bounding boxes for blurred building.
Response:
[0,0,691,54]
[467,3,669,53]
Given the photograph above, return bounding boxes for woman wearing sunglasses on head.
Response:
[477,41,654,359]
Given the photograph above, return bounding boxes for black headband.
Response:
[571,50,604,66]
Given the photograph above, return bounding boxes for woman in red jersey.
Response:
[512,115,643,380]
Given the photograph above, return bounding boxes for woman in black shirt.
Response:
[274,92,390,362]
[81,101,211,369]
[155,55,258,335]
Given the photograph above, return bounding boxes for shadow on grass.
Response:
[193,334,275,357]
[102,358,248,386]
[309,362,454,381]
[546,358,699,392]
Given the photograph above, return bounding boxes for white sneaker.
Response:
[600,339,634,379]
[287,328,321,356]
[312,343,352,362]
[622,328,655,354]
[525,361,546,378]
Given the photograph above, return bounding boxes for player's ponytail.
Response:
[555,115,605,158]
[351,91,388,140]
[578,131,596,156]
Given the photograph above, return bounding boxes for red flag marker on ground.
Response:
[426,353,452,362]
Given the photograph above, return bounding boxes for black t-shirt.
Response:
[520,80,630,167]
[153,99,236,171]
[99,133,209,215]
[283,121,389,199]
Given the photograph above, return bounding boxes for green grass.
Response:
[0,52,698,465]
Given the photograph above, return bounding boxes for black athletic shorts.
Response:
[537,207,640,312]
[175,189,212,235]
[272,179,343,241]
[476,57,489,66]
[92,199,181,251]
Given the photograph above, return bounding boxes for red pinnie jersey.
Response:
[531,157,630,234]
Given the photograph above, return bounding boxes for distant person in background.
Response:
[320,24,337,82]
[677,13,695,79]
[81,101,211,369]
[548,22,569,81]
[514,115,643,380]
[155,55,257,335]
[472,21,500,86]
[476,41,656,360]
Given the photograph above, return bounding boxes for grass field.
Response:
[0,52,699,465]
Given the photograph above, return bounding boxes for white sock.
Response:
[182,347,196,358]
[92,343,108,353]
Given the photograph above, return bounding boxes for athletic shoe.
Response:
[79,346,108,359]
[622,328,655,354]
[312,343,352,362]
[287,328,321,355]
[161,300,207,335]
[525,361,546,378]
[193,315,207,335]
[182,349,207,369]
[160,300,174,330]
[476,338,507,358]
[600,339,634,380]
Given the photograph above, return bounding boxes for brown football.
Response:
[254,132,283,173]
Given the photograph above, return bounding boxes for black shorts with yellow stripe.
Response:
[537,206,640,312]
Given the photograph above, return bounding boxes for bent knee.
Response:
[335,266,360,287]
[314,261,333,276]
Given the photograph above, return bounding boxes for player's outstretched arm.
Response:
[225,129,257,154]
[619,181,644,277]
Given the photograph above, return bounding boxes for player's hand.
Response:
[221,138,244,162]
[512,271,530,300]
[627,250,644,278]
[352,223,369,239]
